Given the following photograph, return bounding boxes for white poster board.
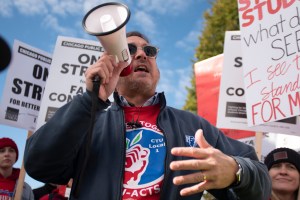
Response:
[261,132,300,162]
[217,31,300,136]
[0,40,51,131]
[238,1,300,126]
[36,36,103,130]
[237,133,300,162]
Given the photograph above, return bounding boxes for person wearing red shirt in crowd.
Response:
[265,147,300,200]
[0,137,34,199]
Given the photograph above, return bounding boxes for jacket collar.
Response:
[113,92,166,108]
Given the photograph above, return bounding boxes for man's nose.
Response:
[134,47,147,60]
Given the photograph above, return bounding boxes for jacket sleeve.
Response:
[24,92,110,184]
[231,156,271,200]
[22,182,35,200]
[199,118,272,200]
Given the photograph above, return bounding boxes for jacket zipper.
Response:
[118,108,126,200]
[156,104,174,200]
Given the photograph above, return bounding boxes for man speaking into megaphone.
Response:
[24,3,271,200]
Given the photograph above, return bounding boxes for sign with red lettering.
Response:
[238,0,300,126]
[217,31,300,136]
[36,36,103,130]
[0,40,51,131]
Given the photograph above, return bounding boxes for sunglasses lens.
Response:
[144,46,157,57]
[128,44,158,57]
[128,44,137,55]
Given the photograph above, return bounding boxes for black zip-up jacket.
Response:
[24,92,271,200]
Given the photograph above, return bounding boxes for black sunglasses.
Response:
[128,43,159,58]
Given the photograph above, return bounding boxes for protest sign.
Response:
[36,36,103,130]
[0,40,51,131]
[217,31,300,136]
[194,54,255,140]
[238,1,300,126]
[195,54,223,126]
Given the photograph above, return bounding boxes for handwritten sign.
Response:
[217,31,300,136]
[238,1,300,126]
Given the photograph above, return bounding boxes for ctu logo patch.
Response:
[123,128,165,199]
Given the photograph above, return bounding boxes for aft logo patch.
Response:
[185,135,197,147]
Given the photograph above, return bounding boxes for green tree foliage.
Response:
[183,0,240,113]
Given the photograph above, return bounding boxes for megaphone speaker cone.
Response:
[82,2,130,36]
[82,2,132,76]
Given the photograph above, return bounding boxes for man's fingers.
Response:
[173,171,210,185]
[170,159,209,171]
[195,129,211,149]
[171,129,212,158]
[180,181,208,196]
[171,147,207,158]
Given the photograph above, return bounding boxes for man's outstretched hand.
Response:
[170,129,239,196]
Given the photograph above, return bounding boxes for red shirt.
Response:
[0,168,20,199]
[122,104,165,200]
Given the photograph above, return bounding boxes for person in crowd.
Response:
[0,137,34,199]
[24,31,271,200]
[264,147,300,200]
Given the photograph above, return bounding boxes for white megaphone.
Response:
[82,2,132,76]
